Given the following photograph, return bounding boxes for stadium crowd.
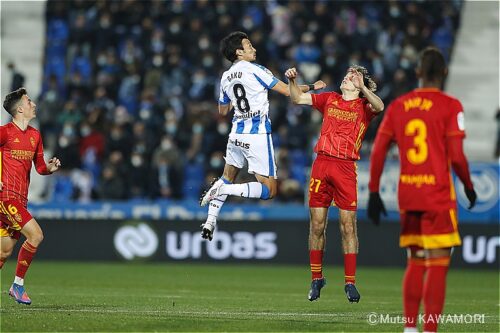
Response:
[36,0,462,203]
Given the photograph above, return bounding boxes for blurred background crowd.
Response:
[24,0,462,203]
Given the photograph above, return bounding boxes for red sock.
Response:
[344,253,356,284]
[403,258,427,328]
[15,241,38,279]
[309,250,323,280]
[423,256,450,332]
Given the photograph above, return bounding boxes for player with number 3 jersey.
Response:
[368,47,476,333]
[199,31,325,241]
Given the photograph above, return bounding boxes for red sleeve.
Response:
[446,99,466,138]
[447,136,473,190]
[0,126,7,146]
[377,102,396,137]
[34,133,50,175]
[311,92,334,114]
[368,103,396,192]
[363,99,377,121]
[368,132,392,192]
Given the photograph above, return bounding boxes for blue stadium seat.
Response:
[182,163,205,200]
[46,19,69,43]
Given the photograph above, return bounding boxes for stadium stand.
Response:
[32,0,466,202]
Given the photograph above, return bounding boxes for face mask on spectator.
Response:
[192,123,203,134]
[210,157,223,168]
[63,124,75,137]
[131,155,143,167]
[58,136,69,148]
[81,126,91,137]
[165,123,177,135]
[202,55,214,67]
[161,139,173,150]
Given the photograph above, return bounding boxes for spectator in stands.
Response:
[7,62,25,92]
[43,0,464,203]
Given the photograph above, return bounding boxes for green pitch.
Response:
[1,262,498,332]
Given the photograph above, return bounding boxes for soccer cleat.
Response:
[9,283,31,305]
[201,220,216,241]
[200,178,224,207]
[308,278,326,301]
[344,283,360,303]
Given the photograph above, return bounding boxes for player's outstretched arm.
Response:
[271,78,326,97]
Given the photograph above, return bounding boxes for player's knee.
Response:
[28,230,44,247]
[310,221,325,238]
[340,222,355,237]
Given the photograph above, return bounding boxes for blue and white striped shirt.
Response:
[219,61,278,134]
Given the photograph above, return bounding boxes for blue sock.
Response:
[260,184,270,200]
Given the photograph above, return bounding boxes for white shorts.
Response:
[225,133,277,179]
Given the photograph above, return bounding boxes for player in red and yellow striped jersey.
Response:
[368,47,477,333]
[0,88,61,305]
[286,66,384,303]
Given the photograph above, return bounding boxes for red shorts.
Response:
[0,200,33,240]
[308,154,357,210]
[399,208,461,249]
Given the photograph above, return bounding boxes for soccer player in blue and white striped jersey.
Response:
[199,31,325,240]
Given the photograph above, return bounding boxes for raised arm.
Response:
[351,70,384,113]
[283,67,314,105]
[271,78,326,97]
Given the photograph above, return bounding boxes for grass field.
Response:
[0,262,498,332]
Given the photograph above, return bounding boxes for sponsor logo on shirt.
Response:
[400,173,436,187]
[327,107,357,122]
[10,150,35,160]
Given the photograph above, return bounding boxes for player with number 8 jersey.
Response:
[199,31,325,241]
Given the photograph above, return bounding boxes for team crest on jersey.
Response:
[30,137,35,148]
[14,213,22,223]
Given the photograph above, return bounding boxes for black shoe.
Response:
[308,278,326,301]
[200,221,215,241]
[344,283,360,303]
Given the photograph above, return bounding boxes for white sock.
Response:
[219,182,262,198]
[14,276,24,286]
[207,194,228,223]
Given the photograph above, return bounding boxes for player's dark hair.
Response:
[220,31,248,62]
[349,65,377,98]
[418,47,446,81]
[3,87,27,116]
